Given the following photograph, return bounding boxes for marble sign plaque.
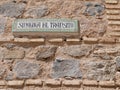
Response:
[12,19,79,38]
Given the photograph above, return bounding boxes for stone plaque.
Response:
[12,19,79,38]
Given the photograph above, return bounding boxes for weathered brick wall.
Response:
[0,79,119,90]
[0,0,120,90]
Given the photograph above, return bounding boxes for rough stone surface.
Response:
[0,16,7,33]
[116,56,120,71]
[99,54,112,60]
[80,18,107,37]
[0,65,6,78]
[63,45,92,58]
[93,52,112,60]
[5,72,15,81]
[1,43,16,49]
[13,60,40,79]
[0,47,6,59]
[0,1,26,17]
[51,59,82,79]
[92,47,118,60]
[84,2,105,16]
[4,49,25,59]
[36,46,57,60]
[24,5,49,18]
[83,61,116,81]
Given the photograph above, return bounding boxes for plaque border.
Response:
[12,19,79,33]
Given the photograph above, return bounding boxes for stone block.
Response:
[83,61,116,81]
[24,5,49,18]
[0,64,6,78]
[0,47,4,59]
[115,56,120,71]
[63,45,92,58]
[13,60,40,79]
[36,46,57,60]
[84,3,105,16]
[51,59,82,79]
[0,1,26,17]
[5,72,15,81]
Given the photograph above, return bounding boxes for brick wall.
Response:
[0,79,119,90]
[0,0,120,90]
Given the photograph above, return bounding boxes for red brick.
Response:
[109,32,120,37]
[45,79,61,86]
[99,37,116,44]
[83,80,98,86]
[105,0,118,4]
[83,37,98,44]
[108,21,120,25]
[107,10,120,15]
[14,38,30,42]
[99,81,115,87]
[107,15,120,20]
[66,38,80,42]
[106,5,120,9]
[62,80,81,86]
[7,80,24,87]
[30,38,45,43]
[0,81,6,86]
[25,79,42,86]
[48,38,63,43]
